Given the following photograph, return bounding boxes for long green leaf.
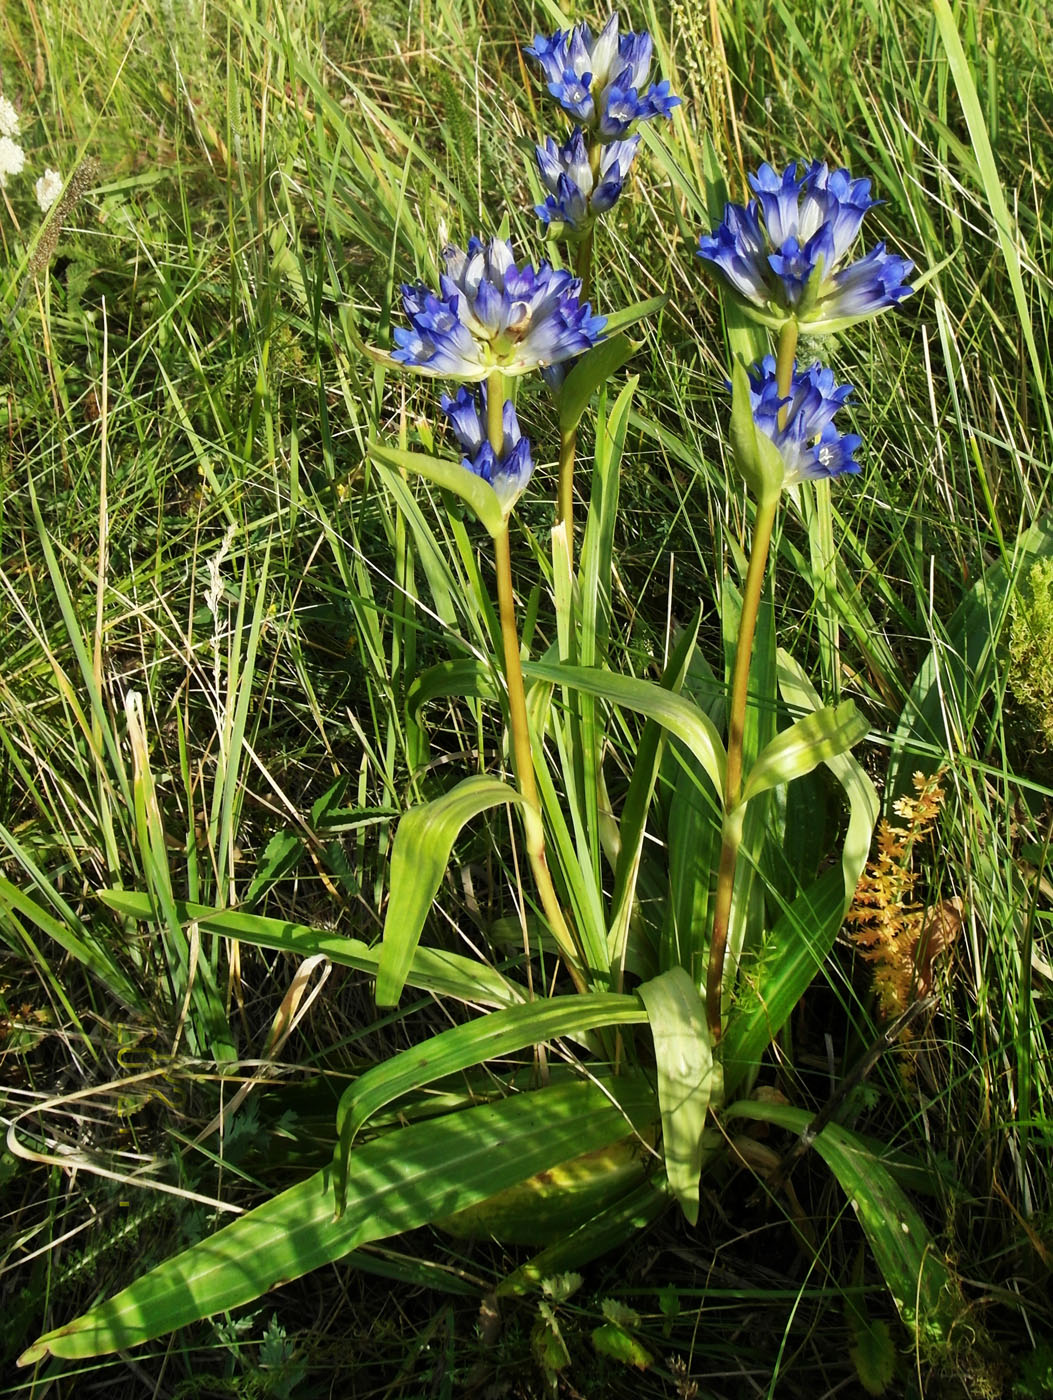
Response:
[21,1077,659,1365]
[776,652,878,909]
[524,661,727,799]
[98,891,522,1009]
[0,874,139,1009]
[740,700,869,805]
[371,442,505,538]
[720,866,846,1100]
[932,0,1049,436]
[376,775,527,1006]
[725,1100,960,1347]
[559,334,638,434]
[637,968,718,1225]
[334,993,650,1212]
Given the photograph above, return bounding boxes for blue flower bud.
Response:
[743,355,862,488]
[534,127,640,230]
[527,14,680,141]
[439,385,536,514]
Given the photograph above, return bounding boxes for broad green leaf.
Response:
[637,968,718,1224]
[777,652,878,910]
[558,334,638,433]
[334,993,649,1213]
[370,442,506,538]
[725,1100,960,1347]
[720,866,845,1099]
[407,658,498,731]
[21,1078,659,1365]
[98,891,522,1009]
[740,700,869,805]
[524,662,726,800]
[591,1323,654,1370]
[376,774,528,1006]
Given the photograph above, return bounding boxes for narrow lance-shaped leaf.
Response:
[334,993,650,1214]
[726,1099,961,1348]
[98,891,522,1009]
[21,1078,659,1366]
[740,700,869,805]
[720,866,846,1100]
[524,661,727,800]
[638,967,720,1225]
[777,651,878,910]
[370,442,506,538]
[376,774,528,1006]
[559,334,638,434]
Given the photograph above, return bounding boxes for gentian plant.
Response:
[24,12,963,1380]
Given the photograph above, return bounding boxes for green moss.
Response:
[1008,558,1053,753]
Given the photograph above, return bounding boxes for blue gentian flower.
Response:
[527,14,680,141]
[535,127,640,230]
[392,237,606,380]
[440,385,535,513]
[747,355,862,486]
[698,161,914,329]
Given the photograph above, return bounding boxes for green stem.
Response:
[488,375,584,988]
[555,158,600,540]
[706,321,797,1043]
[557,425,576,539]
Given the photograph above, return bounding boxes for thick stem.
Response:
[706,320,797,1043]
[488,376,584,987]
[557,425,576,539]
[705,495,778,1041]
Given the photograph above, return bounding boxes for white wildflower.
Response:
[0,96,19,139]
[35,168,63,213]
[0,135,25,186]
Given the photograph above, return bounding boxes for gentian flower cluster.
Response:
[393,236,605,381]
[535,128,639,231]
[746,356,861,488]
[440,385,535,513]
[527,15,679,140]
[698,160,913,329]
[526,15,678,237]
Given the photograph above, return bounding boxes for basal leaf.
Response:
[98,890,521,1009]
[334,993,649,1213]
[21,1078,659,1365]
[638,967,719,1224]
[726,1100,960,1348]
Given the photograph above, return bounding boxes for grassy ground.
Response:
[1,0,1052,1394]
